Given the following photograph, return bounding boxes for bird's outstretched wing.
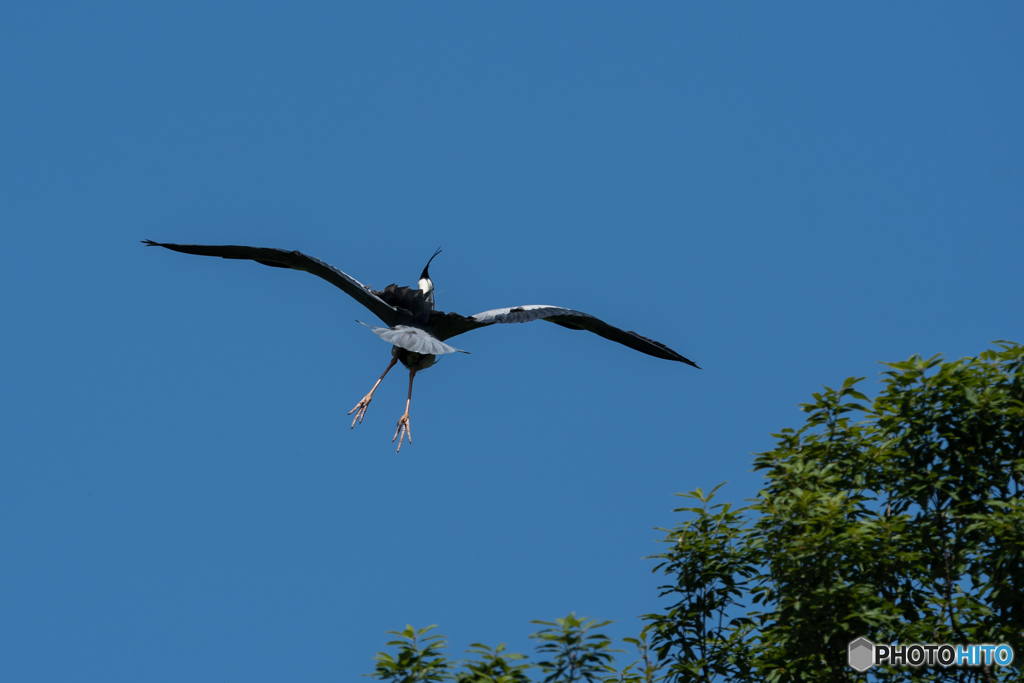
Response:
[430,305,699,367]
[142,241,408,327]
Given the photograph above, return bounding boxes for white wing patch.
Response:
[358,322,467,355]
[469,305,594,325]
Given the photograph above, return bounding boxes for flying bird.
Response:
[143,241,699,452]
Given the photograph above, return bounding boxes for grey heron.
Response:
[143,241,699,452]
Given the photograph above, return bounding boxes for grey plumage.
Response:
[358,322,467,356]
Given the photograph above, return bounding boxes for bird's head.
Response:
[418,247,442,304]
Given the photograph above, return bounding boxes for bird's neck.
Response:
[418,278,434,304]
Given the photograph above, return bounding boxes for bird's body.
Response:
[392,347,436,373]
[143,240,698,451]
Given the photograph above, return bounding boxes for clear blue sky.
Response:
[1,3,1021,681]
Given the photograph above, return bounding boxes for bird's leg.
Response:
[348,357,398,428]
[393,370,416,453]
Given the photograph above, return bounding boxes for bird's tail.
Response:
[356,321,469,356]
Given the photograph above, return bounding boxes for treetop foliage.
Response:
[366,614,656,683]
[369,342,1024,683]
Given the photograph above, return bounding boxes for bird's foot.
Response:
[393,412,412,453]
[347,393,375,429]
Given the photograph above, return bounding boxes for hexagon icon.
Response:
[848,637,875,672]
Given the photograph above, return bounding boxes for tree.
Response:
[369,343,1024,683]
[366,614,643,683]
[647,342,1024,682]
[530,614,619,683]
[369,625,453,682]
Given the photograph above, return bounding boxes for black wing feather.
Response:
[142,240,407,327]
